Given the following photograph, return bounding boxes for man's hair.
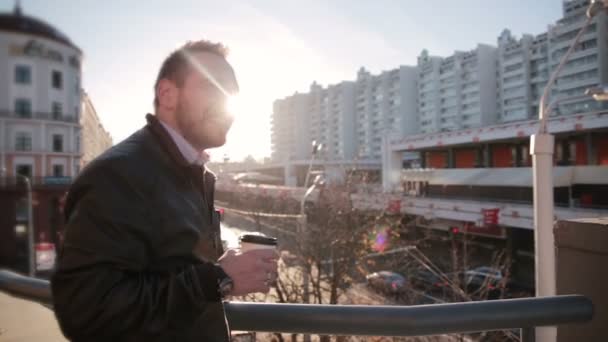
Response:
[154,40,229,108]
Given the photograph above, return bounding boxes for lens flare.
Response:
[226,95,244,119]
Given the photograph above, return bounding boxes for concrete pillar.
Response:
[41,123,46,176]
[284,163,297,187]
[447,148,455,168]
[484,144,491,167]
[382,133,402,192]
[585,132,595,165]
[0,119,5,173]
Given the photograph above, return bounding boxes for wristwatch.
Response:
[215,264,234,298]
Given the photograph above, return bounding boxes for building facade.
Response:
[270,0,608,172]
[0,6,82,181]
[0,5,82,273]
[80,91,112,167]
[418,45,498,134]
[355,66,418,161]
[548,0,608,116]
[271,66,418,165]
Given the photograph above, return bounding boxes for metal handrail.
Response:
[0,110,79,123]
[0,269,594,338]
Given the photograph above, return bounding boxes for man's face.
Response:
[174,52,238,150]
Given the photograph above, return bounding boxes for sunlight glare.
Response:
[226,95,245,119]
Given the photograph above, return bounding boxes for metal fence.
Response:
[0,176,73,188]
[0,110,79,123]
[0,269,593,341]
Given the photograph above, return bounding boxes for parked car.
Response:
[410,269,450,292]
[366,271,407,294]
[465,266,504,289]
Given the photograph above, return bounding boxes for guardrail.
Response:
[0,269,593,340]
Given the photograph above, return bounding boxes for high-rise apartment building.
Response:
[271,0,608,167]
[355,66,418,160]
[417,45,498,133]
[548,0,608,116]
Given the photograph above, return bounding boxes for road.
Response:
[0,291,66,342]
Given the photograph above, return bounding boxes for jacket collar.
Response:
[146,113,193,169]
[145,114,217,180]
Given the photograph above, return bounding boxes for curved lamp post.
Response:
[531,1,607,341]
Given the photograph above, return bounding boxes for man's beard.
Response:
[176,102,209,150]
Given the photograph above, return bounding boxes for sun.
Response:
[226,95,246,120]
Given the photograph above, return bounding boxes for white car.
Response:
[465,266,504,289]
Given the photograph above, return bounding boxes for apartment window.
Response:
[504,63,523,73]
[16,165,32,178]
[53,165,64,177]
[504,74,523,84]
[52,102,62,120]
[15,132,32,151]
[560,69,597,83]
[52,70,63,89]
[14,65,31,84]
[15,98,32,118]
[52,134,64,152]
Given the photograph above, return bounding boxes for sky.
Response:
[3,0,564,161]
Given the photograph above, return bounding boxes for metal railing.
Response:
[0,176,73,188]
[0,110,79,123]
[0,269,593,340]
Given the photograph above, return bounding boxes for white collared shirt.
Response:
[159,120,208,166]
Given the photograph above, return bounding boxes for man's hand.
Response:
[218,248,278,296]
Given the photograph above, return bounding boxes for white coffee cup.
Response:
[239,232,278,252]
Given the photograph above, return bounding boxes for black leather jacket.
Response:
[51,114,229,342]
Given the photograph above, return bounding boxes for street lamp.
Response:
[298,173,324,342]
[299,141,323,342]
[585,85,608,102]
[543,88,607,117]
[18,174,35,277]
[303,140,323,189]
[531,1,607,341]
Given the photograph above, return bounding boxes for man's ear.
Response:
[156,79,179,110]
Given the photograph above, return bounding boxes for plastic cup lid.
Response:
[239,232,278,246]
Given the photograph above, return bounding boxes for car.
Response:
[465,266,504,289]
[464,267,508,300]
[366,271,407,294]
[410,269,450,291]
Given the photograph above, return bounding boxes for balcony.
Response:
[0,111,79,124]
[0,176,73,188]
[550,31,597,52]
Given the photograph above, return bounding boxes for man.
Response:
[51,40,278,341]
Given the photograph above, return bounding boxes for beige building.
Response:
[80,92,112,167]
[0,4,83,180]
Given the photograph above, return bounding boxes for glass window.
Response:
[15,65,31,84]
[52,70,63,89]
[15,98,32,118]
[52,102,63,120]
[53,164,64,177]
[15,132,32,151]
[16,164,32,178]
[52,134,64,152]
